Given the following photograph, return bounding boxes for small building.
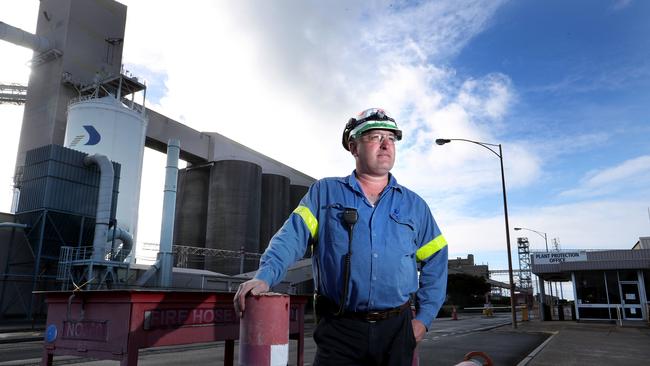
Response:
[448,254,489,279]
[531,237,650,322]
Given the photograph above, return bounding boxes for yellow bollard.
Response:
[521,305,529,321]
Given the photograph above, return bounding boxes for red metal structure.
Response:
[40,290,308,366]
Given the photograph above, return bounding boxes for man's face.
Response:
[349,130,397,176]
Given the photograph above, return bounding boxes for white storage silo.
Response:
[64,95,147,249]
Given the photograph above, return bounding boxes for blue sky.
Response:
[453,0,650,210]
[1,0,649,275]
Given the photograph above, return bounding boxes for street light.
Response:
[435,138,517,329]
[514,227,548,252]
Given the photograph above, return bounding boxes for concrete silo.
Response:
[259,174,290,253]
[205,160,262,275]
[173,165,210,269]
[289,184,310,210]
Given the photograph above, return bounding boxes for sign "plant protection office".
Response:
[532,251,587,265]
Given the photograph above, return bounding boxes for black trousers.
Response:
[312,308,416,366]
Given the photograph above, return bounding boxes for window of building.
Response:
[605,270,620,304]
[618,270,638,282]
[576,271,608,304]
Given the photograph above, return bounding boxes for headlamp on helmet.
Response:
[342,108,403,151]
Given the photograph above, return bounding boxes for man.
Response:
[235,108,448,365]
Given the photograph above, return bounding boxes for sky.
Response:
[1,0,650,276]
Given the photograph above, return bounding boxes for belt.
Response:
[317,296,411,322]
[342,301,411,321]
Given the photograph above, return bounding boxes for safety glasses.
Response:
[359,132,398,145]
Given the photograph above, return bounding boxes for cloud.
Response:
[443,197,650,270]
[389,70,538,213]
[458,73,514,122]
[513,199,650,250]
[585,155,650,186]
[541,132,611,158]
[362,0,507,62]
[116,0,524,181]
[525,61,650,96]
[560,155,650,198]
[611,0,633,11]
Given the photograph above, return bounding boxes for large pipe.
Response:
[0,21,52,52]
[0,222,28,229]
[158,139,180,287]
[83,154,114,262]
[107,226,133,261]
[135,261,160,287]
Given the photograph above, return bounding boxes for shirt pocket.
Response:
[321,203,349,246]
[389,213,418,293]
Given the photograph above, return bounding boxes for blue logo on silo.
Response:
[83,125,101,145]
[70,125,101,147]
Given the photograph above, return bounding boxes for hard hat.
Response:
[341,108,403,151]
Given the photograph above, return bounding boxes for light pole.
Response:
[436,138,517,328]
[514,227,548,252]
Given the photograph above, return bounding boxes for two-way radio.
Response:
[335,208,358,315]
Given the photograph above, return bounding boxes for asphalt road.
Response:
[412,313,548,365]
[419,330,547,365]
[0,340,44,363]
[0,313,548,366]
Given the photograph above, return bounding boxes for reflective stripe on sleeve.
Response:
[293,205,318,239]
[416,235,447,262]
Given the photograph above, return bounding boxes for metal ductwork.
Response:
[107,226,133,261]
[136,139,180,287]
[0,21,52,52]
[83,154,114,262]
[0,222,28,229]
[158,139,180,287]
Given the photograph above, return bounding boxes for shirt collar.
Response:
[342,170,403,193]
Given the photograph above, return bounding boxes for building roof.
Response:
[532,248,650,275]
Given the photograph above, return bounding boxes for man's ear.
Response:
[349,141,358,156]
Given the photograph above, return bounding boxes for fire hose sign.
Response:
[532,251,587,264]
[143,307,238,330]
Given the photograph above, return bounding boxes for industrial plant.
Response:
[0,0,315,325]
[2,1,650,365]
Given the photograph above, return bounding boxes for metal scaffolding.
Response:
[517,237,533,293]
[57,245,131,291]
[173,245,262,274]
[0,83,27,105]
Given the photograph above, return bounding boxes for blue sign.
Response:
[45,324,57,343]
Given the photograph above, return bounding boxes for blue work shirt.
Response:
[255,171,448,328]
